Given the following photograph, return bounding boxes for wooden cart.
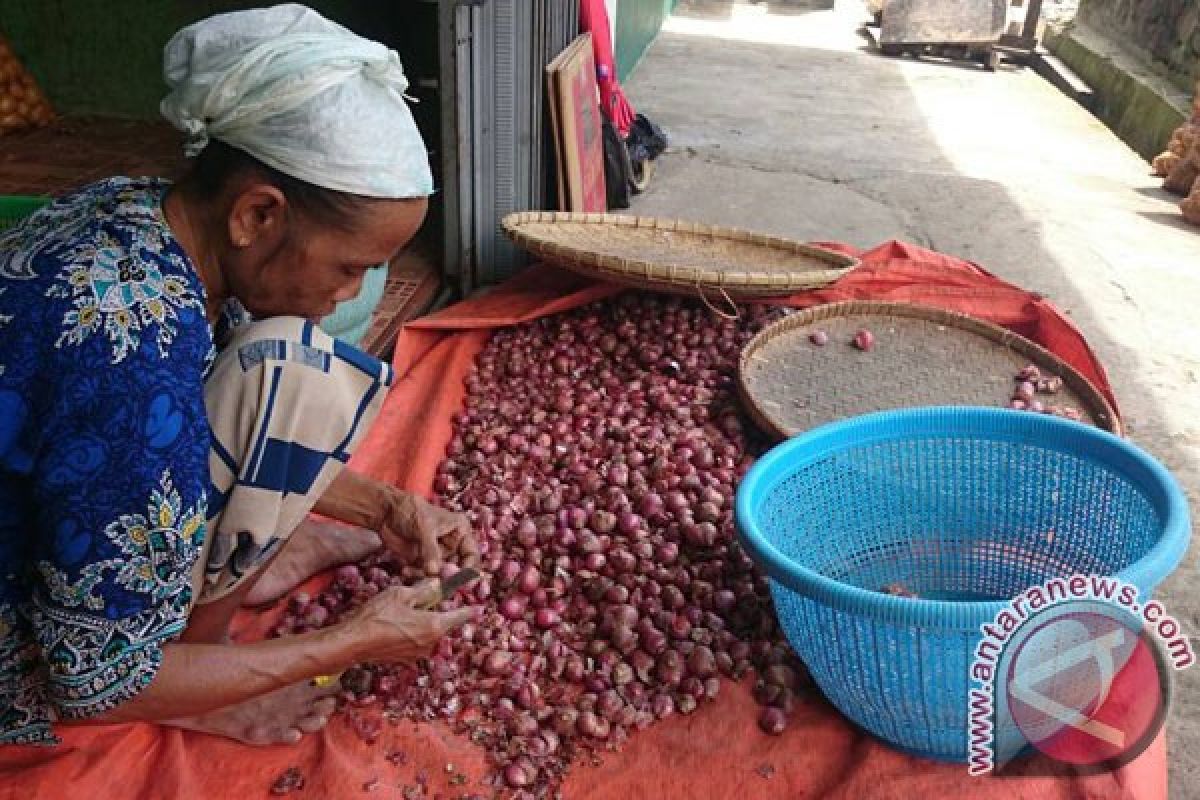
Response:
[873,0,1009,71]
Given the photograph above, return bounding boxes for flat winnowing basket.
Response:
[738,301,1120,439]
[501,212,859,297]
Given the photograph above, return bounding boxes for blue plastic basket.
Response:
[735,407,1190,762]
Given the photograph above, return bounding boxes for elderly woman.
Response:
[0,5,479,746]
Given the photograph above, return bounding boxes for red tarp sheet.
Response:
[0,242,1156,800]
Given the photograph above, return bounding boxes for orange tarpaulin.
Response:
[0,241,1159,799]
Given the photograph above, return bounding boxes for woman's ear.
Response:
[227,183,288,251]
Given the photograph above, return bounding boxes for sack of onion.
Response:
[0,35,55,135]
[1152,82,1200,226]
[1182,183,1200,226]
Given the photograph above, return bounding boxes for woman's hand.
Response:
[340,582,477,664]
[379,489,482,576]
[314,470,481,576]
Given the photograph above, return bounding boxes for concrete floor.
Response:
[626,1,1200,794]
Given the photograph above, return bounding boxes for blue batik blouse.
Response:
[0,178,213,744]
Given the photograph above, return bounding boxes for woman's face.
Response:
[225,194,428,321]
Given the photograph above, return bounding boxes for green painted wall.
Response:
[1077,0,1199,93]
[4,0,670,116]
[615,0,676,82]
[1047,30,1187,161]
[0,1,433,119]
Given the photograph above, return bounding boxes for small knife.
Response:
[418,566,480,610]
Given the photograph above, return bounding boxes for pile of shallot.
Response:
[274,294,812,798]
[1008,364,1081,420]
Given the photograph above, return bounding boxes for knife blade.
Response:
[417,567,481,610]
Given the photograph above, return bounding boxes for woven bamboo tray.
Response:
[501,212,859,297]
[738,302,1120,438]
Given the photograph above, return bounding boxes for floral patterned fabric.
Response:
[0,178,212,744]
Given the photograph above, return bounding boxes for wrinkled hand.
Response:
[379,490,481,576]
[342,581,476,664]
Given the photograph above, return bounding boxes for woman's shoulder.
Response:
[3,176,192,271]
[0,177,212,371]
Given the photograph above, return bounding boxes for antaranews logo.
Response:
[967,575,1193,776]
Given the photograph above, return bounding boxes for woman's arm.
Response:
[93,583,471,723]
[96,622,359,723]
[315,470,481,574]
[312,468,393,530]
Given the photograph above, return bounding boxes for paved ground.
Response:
[627,1,1200,794]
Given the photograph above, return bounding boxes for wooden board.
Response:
[0,116,186,196]
[545,42,570,211]
[546,34,606,212]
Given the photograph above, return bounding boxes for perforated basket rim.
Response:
[734,406,1191,632]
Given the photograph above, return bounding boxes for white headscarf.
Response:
[160,4,434,199]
